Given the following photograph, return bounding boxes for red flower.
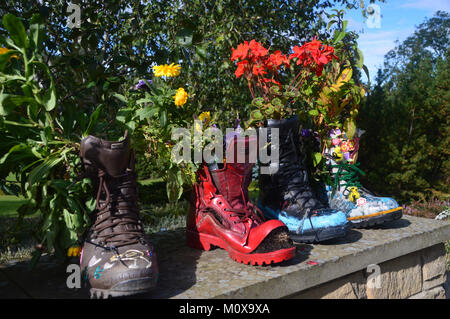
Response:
[231,41,250,61]
[249,39,269,58]
[306,38,322,51]
[267,50,289,70]
[252,64,267,76]
[289,45,309,66]
[289,39,338,76]
[235,60,248,78]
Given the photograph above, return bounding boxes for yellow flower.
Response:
[0,47,19,61]
[67,246,82,257]
[333,146,343,161]
[348,187,360,203]
[198,111,211,126]
[152,63,181,77]
[173,87,188,107]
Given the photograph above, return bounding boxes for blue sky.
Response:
[332,0,450,83]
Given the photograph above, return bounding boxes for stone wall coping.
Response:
[151,215,450,298]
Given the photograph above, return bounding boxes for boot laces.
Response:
[87,166,147,249]
[278,128,324,210]
[330,161,365,196]
[224,202,265,225]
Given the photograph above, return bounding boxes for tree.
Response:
[358,11,449,202]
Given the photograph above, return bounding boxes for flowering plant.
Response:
[231,38,338,126]
[118,63,220,202]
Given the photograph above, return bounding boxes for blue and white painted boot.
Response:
[325,129,402,228]
[257,116,349,243]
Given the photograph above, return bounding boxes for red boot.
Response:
[186,136,295,266]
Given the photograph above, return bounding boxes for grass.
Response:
[0,190,189,264]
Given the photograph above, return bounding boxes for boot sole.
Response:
[186,229,295,266]
[348,207,403,228]
[89,277,157,299]
[289,223,350,243]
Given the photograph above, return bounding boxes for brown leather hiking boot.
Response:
[79,131,158,298]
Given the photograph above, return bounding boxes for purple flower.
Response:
[135,79,152,90]
[301,129,311,137]
[330,128,341,138]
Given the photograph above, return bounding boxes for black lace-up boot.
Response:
[79,132,158,298]
[257,116,349,242]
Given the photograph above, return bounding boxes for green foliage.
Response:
[0,14,98,262]
[0,1,385,259]
[358,11,449,203]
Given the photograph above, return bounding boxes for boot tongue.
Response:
[80,131,131,178]
[211,135,256,210]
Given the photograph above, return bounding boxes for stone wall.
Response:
[289,243,448,299]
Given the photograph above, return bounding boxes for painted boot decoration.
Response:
[79,131,158,298]
[258,116,349,243]
[187,134,295,265]
[325,128,402,228]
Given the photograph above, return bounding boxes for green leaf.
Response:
[83,105,102,136]
[31,61,57,111]
[308,109,319,116]
[195,45,207,60]
[342,20,348,33]
[312,152,323,167]
[251,97,265,108]
[0,143,32,164]
[166,168,183,202]
[356,48,364,69]
[362,65,370,82]
[250,109,263,121]
[0,93,37,115]
[29,14,44,51]
[264,104,276,116]
[42,79,57,111]
[115,107,132,123]
[327,20,337,31]
[136,106,159,120]
[271,97,282,108]
[28,153,65,187]
[113,93,127,103]
[333,30,346,44]
[2,14,29,49]
[160,109,167,127]
[345,118,357,139]
[136,97,152,104]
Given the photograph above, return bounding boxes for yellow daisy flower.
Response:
[173,87,188,107]
[153,63,181,77]
[198,111,211,126]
